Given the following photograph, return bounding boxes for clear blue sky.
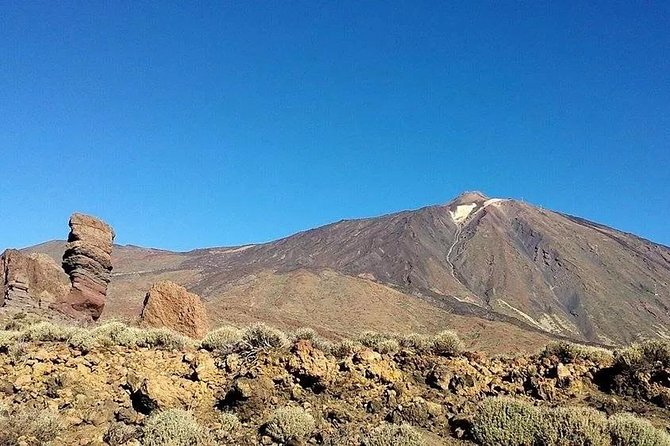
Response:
[1,1,669,251]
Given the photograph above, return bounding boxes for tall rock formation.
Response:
[140,281,210,338]
[1,249,70,309]
[52,213,115,320]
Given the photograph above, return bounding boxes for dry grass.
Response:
[142,409,211,446]
[542,341,614,365]
[0,406,63,446]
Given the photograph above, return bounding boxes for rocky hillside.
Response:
[9,192,670,350]
[0,315,669,446]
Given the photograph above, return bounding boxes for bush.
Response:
[138,327,192,350]
[293,327,318,341]
[471,398,670,446]
[615,341,670,369]
[66,327,96,352]
[431,330,463,356]
[356,331,400,354]
[92,321,138,347]
[362,422,426,446]
[0,407,63,445]
[104,422,140,446]
[0,330,20,352]
[241,323,290,350]
[142,409,211,446]
[542,407,609,446]
[265,406,315,443]
[201,326,242,351]
[397,333,434,353]
[608,413,670,446]
[19,321,74,342]
[542,341,614,365]
[471,397,544,445]
[211,412,241,444]
[331,339,363,358]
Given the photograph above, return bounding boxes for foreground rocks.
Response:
[0,320,669,445]
[52,213,115,321]
[140,281,209,338]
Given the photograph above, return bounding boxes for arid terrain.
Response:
[11,192,670,353]
[1,192,670,445]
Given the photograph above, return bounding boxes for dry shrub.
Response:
[362,422,426,446]
[241,323,290,350]
[431,330,463,356]
[471,397,544,445]
[265,406,315,443]
[331,339,363,358]
[357,331,400,354]
[19,321,74,342]
[142,409,211,446]
[542,341,614,365]
[211,412,242,444]
[201,326,242,351]
[397,333,434,353]
[471,397,670,446]
[0,407,63,446]
[608,413,670,446]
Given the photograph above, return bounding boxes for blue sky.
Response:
[1,1,669,250]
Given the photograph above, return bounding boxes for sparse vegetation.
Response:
[542,341,614,365]
[211,412,242,444]
[471,397,670,446]
[432,330,464,356]
[362,422,426,446]
[142,409,211,446]
[241,323,290,350]
[0,407,63,446]
[608,413,670,446]
[331,339,363,358]
[357,331,400,354]
[265,406,315,443]
[201,326,242,351]
[397,333,434,353]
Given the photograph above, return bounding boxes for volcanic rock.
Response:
[140,281,209,338]
[52,213,115,320]
[1,249,70,309]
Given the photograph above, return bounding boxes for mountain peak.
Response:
[449,191,489,206]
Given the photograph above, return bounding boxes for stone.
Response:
[140,281,209,338]
[52,213,115,320]
[0,249,70,309]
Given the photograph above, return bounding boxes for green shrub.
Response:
[542,341,614,365]
[201,326,242,351]
[211,412,241,444]
[431,330,463,356]
[92,321,138,347]
[608,413,670,446]
[241,323,290,350]
[142,409,211,446]
[265,406,315,443]
[0,407,63,445]
[471,397,543,446]
[362,422,426,446]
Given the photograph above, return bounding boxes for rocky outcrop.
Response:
[52,213,115,320]
[1,249,70,309]
[140,281,209,338]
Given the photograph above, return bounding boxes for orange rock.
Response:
[140,281,209,338]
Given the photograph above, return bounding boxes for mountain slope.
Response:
[21,192,670,348]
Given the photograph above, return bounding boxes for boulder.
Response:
[52,213,115,320]
[140,281,209,338]
[1,249,70,309]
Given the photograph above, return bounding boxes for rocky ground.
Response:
[0,313,669,445]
